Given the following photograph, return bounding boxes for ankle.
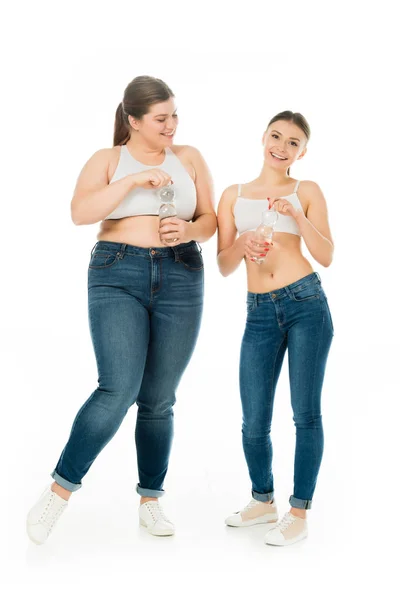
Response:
[140,496,158,505]
[290,507,306,519]
[51,482,72,501]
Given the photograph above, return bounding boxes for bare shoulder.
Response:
[298,180,326,205]
[218,184,239,211]
[222,183,240,199]
[171,145,206,169]
[82,147,118,169]
[88,146,118,161]
[76,146,121,187]
[172,144,198,156]
[298,180,324,196]
[88,146,121,181]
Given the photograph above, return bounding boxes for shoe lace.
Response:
[147,502,171,524]
[242,499,261,512]
[276,513,296,532]
[38,493,67,532]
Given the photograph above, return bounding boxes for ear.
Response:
[297,146,308,161]
[128,115,140,131]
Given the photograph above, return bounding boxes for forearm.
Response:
[296,213,334,267]
[188,213,217,243]
[217,237,245,277]
[71,175,137,225]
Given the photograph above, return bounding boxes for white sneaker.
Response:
[27,486,68,545]
[139,501,175,536]
[264,512,308,546]
[225,498,278,527]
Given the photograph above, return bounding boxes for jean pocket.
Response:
[246,297,257,313]
[89,251,120,270]
[291,284,320,302]
[178,250,204,271]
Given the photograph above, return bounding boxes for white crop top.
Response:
[105,145,197,220]
[234,181,304,236]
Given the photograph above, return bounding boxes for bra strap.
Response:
[294,180,301,193]
[237,183,242,196]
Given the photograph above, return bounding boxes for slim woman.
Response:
[27,76,216,544]
[217,111,334,546]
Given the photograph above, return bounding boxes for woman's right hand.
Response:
[239,231,272,262]
[132,169,173,189]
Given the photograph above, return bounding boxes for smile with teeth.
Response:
[271,152,287,160]
[162,131,175,137]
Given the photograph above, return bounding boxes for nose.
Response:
[166,116,176,131]
[276,143,287,155]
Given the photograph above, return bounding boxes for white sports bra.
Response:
[234,181,304,236]
[104,145,197,220]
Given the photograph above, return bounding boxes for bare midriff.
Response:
[98,215,166,248]
[246,232,313,293]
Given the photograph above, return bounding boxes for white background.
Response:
[2,0,399,597]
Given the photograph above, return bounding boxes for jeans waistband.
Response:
[91,240,200,259]
[247,272,321,302]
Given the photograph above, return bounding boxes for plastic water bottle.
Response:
[253,209,278,264]
[158,185,177,243]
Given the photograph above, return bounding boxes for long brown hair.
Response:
[113,76,174,146]
[266,111,310,176]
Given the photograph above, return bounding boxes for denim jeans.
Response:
[240,273,333,509]
[51,240,204,497]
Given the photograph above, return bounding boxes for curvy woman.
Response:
[27,76,216,544]
[217,111,334,546]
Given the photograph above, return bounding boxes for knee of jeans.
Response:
[136,393,176,415]
[94,382,137,409]
[293,412,322,429]
[242,422,271,440]
[76,388,135,435]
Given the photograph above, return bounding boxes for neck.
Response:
[126,136,166,161]
[256,163,291,187]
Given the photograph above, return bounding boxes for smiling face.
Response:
[263,120,308,171]
[128,97,178,148]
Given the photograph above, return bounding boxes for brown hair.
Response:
[266,111,310,175]
[113,76,174,146]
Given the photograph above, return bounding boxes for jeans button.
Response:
[151,250,156,255]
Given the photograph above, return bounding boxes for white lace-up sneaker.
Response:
[264,512,308,546]
[225,498,278,527]
[139,501,175,536]
[27,487,68,545]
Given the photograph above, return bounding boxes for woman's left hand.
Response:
[269,197,301,220]
[159,218,193,246]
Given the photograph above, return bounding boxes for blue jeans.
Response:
[240,273,333,509]
[51,240,204,497]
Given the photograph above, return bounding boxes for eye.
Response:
[173,114,178,119]
[272,134,279,139]
[157,119,166,123]
[290,141,298,147]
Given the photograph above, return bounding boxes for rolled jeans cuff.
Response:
[252,490,274,503]
[136,484,165,498]
[51,470,82,492]
[289,495,312,509]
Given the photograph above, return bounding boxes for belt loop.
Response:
[315,272,321,283]
[196,242,203,254]
[172,246,180,262]
[120,243,127,258]
[90,242,98,256]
